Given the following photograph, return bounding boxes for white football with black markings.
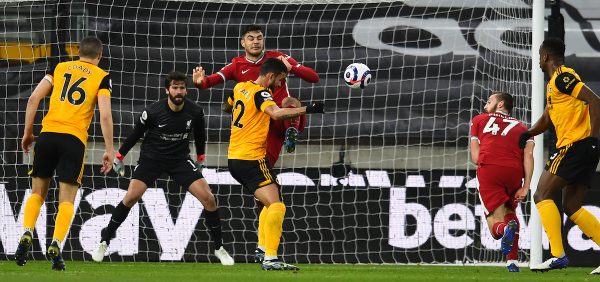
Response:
[343,63,372,89]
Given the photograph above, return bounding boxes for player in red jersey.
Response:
[193,24,319,164]
[470,92,534,272]
[192,24,320,263]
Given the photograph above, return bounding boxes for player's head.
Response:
[241,25,264,57]
[79,37,103,63]
[485,91,513,114]
[164,71,188,106]
[282,97,301,108]
[539,37,565,73]
[259,58,288,89]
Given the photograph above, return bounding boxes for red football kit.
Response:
[470,112,529,215]
[196,50,319,167]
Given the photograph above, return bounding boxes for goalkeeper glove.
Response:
[113,151,125,177]
[305,102,325,114]
[518,132,531,149]
[196,154,206,173]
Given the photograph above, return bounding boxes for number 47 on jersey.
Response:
[482,117,520,136]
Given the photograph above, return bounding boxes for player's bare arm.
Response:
[516,141,534,202]
[469,138,479,165]
[264,104,305,120]
[22,78,53,153]
[528,107,551,136]
[98,94,114,175]
[519,108,550,148]
[575,86,600,138]
[264,102,324,121]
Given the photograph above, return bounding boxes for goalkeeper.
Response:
[91,71,234,265]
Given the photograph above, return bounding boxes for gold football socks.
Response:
[570,207,600,246]
[258,206,268,250]
[536,200,565,257]
[23,193,44,232]
[52,202,75,244]
[264,202,286,259]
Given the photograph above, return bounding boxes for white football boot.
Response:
[215,246,234,266]
[91,241,108,262]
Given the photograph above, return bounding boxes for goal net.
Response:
[1,0,534,264]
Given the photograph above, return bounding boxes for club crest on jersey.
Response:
[261,91,273,101]
[186,120,192,129]
[140,111,148,124]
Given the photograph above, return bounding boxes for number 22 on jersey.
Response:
[482,117,519,136]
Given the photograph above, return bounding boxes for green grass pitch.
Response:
[0,261,595,282]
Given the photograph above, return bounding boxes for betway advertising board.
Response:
[1,165,600,265]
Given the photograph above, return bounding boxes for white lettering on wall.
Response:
[80,188,139,256]
[277,172,316,186]
[0,186,47,254]
[433,204,475,249]
[388,187,432,248]
[143,189,203,261]
[353,18,477,56]
[353,14,600,57]
[365,170,391,187]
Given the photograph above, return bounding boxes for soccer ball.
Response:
[344,63,372,89]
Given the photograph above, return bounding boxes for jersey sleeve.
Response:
[43,64,58,85]
[282,53,320,83]
[283,53,298,66]
[118,109,150,156]
[197,62,235,89]
[470,115,481,140]
[218,62,236,81]
[192,109,206,156]
[98,74,112,97]
[254,90,276,112]
[555,70,585,98]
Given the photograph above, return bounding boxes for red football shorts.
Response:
[476,164,523,216]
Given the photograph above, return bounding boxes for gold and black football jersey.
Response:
[227,81,277,160]
[41,60,111,145]
[546,65,589,148]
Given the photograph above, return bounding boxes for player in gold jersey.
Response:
[226,58,324,271]
[519,38,600,274]
[15,37,114,271]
